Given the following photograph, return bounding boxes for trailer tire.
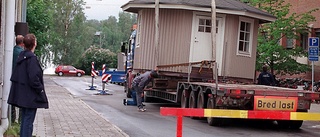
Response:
[197,92,207,109]
[277,120,290,129]
[189,91,197,108]
[277,109,306,129]
[289,120,303,129]
[181,90,189,108]
[277,120,303,129]
[189,91,198,119]
[277,120,304,129]
[207,98,230,126]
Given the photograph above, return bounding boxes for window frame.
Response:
[136,11,142,48]
[236,17,254,57]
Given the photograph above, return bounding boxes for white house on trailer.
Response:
[121,0,276,81]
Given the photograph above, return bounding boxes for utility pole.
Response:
[155,0,160,67]
[211,0,218,88]
[22,0,27,22]
[95,31,102,48]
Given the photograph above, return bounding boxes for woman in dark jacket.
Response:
[8,34,48,137]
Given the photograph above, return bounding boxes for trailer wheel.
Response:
[277,120,303,129]
[277,120,290,129]
[207,98,219,126]
[197,92,207,109]
[189,91,197,108]
[189,91,198,119]
[207,98,230,126]
[181,90,189,108]
[277,109,306,129]
[289,120,303,129]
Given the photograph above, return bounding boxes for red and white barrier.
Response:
[91,62,97,77]
[102,64,106,74]
[102,74,111,83]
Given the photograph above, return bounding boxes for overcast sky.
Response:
[83,0,130,20]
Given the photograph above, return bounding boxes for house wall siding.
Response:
[134,9,260,80]
[134,9,193,72]
[223,15,258,80]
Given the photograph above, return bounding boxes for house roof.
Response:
[121,0,276,23]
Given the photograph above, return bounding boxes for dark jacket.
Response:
[12,45,24,70]
[257,71,275,86]
[8,50,49,109]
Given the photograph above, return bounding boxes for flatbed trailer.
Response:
[144,80,320,129]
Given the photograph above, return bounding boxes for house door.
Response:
[190,15,224,75]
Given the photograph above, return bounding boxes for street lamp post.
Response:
[95,31,102,48]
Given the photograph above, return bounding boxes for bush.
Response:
[76,46,117,75]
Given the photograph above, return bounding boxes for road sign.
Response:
[309,37,319,47]
[308,37,319,61]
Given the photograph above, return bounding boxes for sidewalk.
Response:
[32,76,129,137]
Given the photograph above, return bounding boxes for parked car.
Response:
[55,65,85,77]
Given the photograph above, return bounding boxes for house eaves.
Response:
[121,0,276,23]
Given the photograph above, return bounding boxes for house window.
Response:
[198,19,211,33]
[300,33,308,50]
[286,38,294,49]
[237,17,254,56]
[136,12,142,48]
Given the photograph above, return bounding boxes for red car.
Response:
[55,65,85,77]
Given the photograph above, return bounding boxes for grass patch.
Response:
[3,123,20,137]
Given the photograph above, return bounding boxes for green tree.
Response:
[27,0,52,67]
[48,0,91,65]
[99,12,137,53]
[101,16,119,52]
[118,12,137,42]
[243,0,318,75]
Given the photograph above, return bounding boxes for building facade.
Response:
[280,0,320,51]
[279,0,320,80]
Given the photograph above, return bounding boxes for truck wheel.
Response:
[277,120,290,129]
[189,91,197,108]
[289,121,303,129]
[189,91,197,119]
[277,120,303,129]
[207,98,230,126]
[181,90,189,108]
[207,98,219,126]
[197,92,207,109]
[197,92,207,120]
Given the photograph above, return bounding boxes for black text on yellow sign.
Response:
[254,96,298,111]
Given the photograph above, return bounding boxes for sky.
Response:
[83,0,130,20]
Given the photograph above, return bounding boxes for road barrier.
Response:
[87,62,97,90]
[97,64,112,95]
[160,107,320,137]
